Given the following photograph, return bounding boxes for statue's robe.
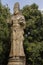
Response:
[10,14,26,57]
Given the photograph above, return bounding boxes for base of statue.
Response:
[8,56,26,65]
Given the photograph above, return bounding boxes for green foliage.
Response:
[0,3,11,65]
[22,3,43,65]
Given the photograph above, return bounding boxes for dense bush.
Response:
[22,3,43,65]
[0,3,11,65]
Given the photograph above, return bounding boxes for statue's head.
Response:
[13,2,20,14]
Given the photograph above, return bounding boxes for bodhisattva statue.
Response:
[8,2,26,65]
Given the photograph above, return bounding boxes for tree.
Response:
[22,3,43,65]
[0,2,11,65]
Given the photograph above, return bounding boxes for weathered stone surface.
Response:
[8,2,26,65]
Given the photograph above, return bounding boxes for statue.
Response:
[8,2,26,65]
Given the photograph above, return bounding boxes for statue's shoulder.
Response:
[8,14,15,25]
[11,14,15,20]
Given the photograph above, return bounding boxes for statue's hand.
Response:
[19,21,24,26]
[18,16,26,28]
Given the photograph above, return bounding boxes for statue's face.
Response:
[14,2,20,14]
[14,7,19,14]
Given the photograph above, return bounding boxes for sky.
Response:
[1,0,43,13]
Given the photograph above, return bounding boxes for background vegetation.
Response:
[22,3,43,65]
[0,2,43,65]
[0,2,11,65]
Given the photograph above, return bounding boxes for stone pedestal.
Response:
[8,56,26,65]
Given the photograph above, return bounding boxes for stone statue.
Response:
[8,2,26,65]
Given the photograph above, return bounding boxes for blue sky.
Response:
[1,0,43,13]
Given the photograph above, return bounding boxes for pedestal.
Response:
[8,56,26,65]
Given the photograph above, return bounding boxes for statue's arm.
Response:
[18,16,26,29]
[7,17,13,27]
